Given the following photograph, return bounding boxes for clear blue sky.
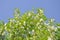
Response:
[0,0,60,23]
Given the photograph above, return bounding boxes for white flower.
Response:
[17,21,19,23]
[48,37,52,40]
[19,22,21,25]
[32,29,34,33]
[36,22,40,26]
[40,9,43,13]
[54,27,57,31]
[50,19,55,22]
[38,26,41,29]
[48,25,57,31]
[24,21,26,25]
[40,18,43,22]
[21,26,24,29]
[10,19,12,22]
[4,23,7,26]
[44,22,49,25]
[51,26,57,31]
[28,13,31,16]
[57,26,60,28]
[49,26,54,29]
[29,31,30,34]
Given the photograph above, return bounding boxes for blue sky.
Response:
[0,0,60,23]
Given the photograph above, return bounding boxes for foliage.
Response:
[0,8,60,40]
